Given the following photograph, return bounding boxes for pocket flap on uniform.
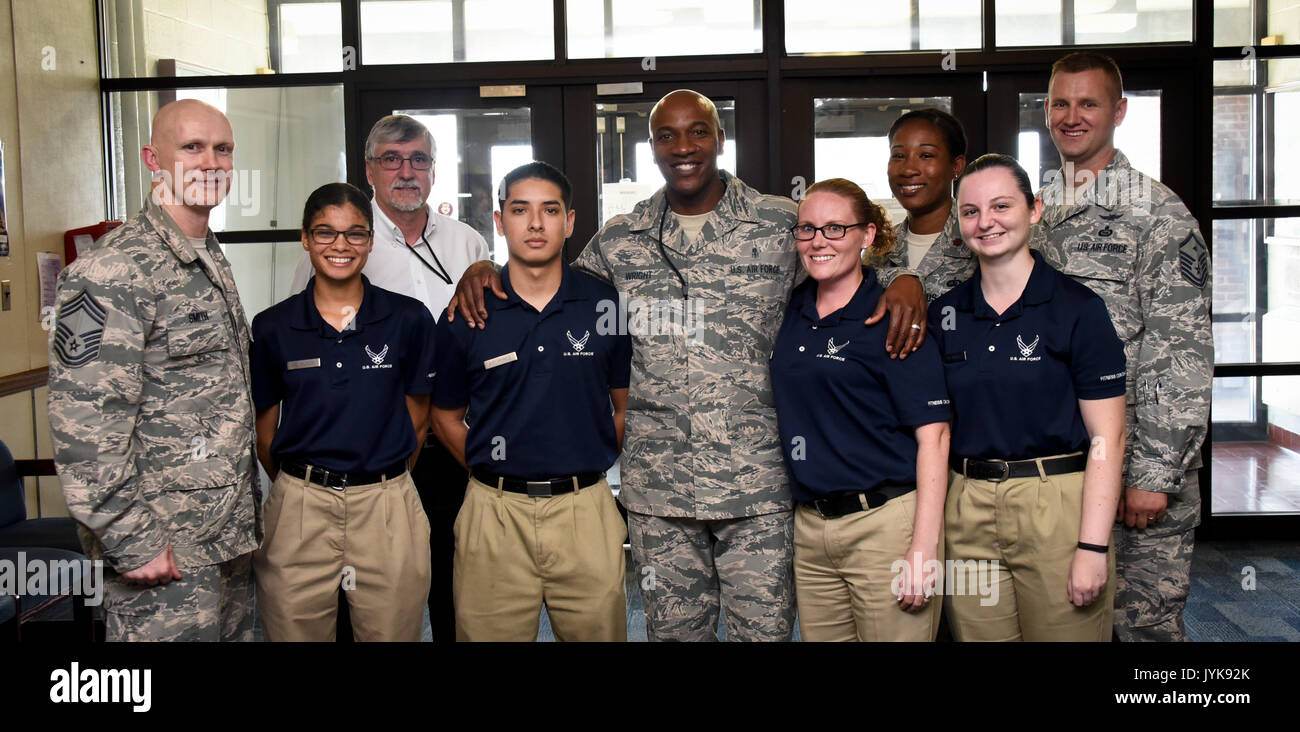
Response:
[166,308,229,358]
[142,458,236,491]
[1058,249,1131,284]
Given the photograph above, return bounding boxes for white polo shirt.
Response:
[290,199,490,319]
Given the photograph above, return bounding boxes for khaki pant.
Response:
[254,469,431,642]
[453,476,627,642]
[795,491,941,642]
[943,461,1115,642]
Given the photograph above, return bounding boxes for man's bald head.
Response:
[648,89,722,138]
[143,99,235,213]
[149,99,231,148]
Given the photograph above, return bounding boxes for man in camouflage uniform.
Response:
[1034,53,1212,641]
[455,90,930,641]
[48,99,261,641]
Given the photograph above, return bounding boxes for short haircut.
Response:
[888,107,968,161]
[957,153,1036,209]
[364,115,436,161]
[497,161,573,211]
[1050,52,1124,100]
[301,182,373,232]
[802,178,897,255]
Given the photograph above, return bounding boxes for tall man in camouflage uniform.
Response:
[48,99,261,641]
[1034,53,1212,641]
[452,90,930,641]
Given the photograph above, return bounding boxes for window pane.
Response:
[1214,0,1254,47]
[594,101,737,228]
[1215,74,1300,206]
[395,107,533,264]
[1211,218,1300,365]
[1213,377,1300,516]
[1016,91,1161,192]
[566,0,761,59]
[106,86,346,232]
[362,0,553,64]
[813,97,953,226]
[102,0,342,77]
[996,0,1193,47]
[279,3,344,73]
[220,241,307,320]
[1214,57,1254,87]
[785,0,980,53]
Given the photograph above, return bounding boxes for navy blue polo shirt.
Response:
[433,261,632,477]
[927,249,1126,461]
[250,275,437,474]
[770,267,951,503]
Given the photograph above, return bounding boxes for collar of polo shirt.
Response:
[955,249,1056,320]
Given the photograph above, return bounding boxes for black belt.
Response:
[281,460,408,490]
[472,467,603,498]
[800,483,915,519]
[951,453,1087,482]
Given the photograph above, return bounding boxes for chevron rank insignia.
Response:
[53,289,108,367]
[1177,232,1208,289]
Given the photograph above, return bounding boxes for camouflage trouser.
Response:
[104,552,254,642]
[1113,470,1201,642]
[627,510,794,642]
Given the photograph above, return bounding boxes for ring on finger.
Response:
[909,323,922,330]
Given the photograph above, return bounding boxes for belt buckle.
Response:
[314,466,346,491]
[812,498,833,518]
[526,480,553,498]
[987,460,1010,483]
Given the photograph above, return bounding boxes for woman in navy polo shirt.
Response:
[928,155,1126,641]
[250,182,437,642]
[771,178,952,642]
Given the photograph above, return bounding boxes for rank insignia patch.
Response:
[53,290,108,367]
[1178,232,1208,289]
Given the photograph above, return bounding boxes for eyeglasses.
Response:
[309,228,372,246]
[790,222,869,241]
[368,152,433,171]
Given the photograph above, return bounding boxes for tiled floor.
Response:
[1211,442,1300,514]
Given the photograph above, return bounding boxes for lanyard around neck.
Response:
[404,225,452,285]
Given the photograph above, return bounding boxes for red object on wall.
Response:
[64,221,123,265]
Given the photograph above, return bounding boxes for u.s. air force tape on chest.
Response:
[484,352,517,370]
[287,358,321,370]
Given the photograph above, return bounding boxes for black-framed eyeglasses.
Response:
[790,222,869,241]
[368,152,433,171]
[309,228,373,246]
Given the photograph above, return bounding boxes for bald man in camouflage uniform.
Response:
[1035,53,1212,642]
[48,100,260,641]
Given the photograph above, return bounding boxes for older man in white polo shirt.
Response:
[290,115,488,642]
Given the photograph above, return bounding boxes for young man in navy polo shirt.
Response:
[432,161,632,642]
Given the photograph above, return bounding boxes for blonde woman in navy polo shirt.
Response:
[771,178,952,642]
[250,182,437,641]
[928,155,1126,641]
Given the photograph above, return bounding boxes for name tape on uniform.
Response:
[286,358,321,370]
[483,352,518,370]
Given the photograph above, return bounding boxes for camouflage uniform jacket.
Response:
[876,207,975,302]
[574,171,799,519]
[48,201,262,572]
[1034,151,1212,528]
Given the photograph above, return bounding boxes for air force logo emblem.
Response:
[53,290,107,368]
[826,338,849,356]
[566,330,590,352]
[1017,334,1039,358]
[365,344,389,365]
[1178,232,1209,289]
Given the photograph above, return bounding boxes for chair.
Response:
[0,440,97,641]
